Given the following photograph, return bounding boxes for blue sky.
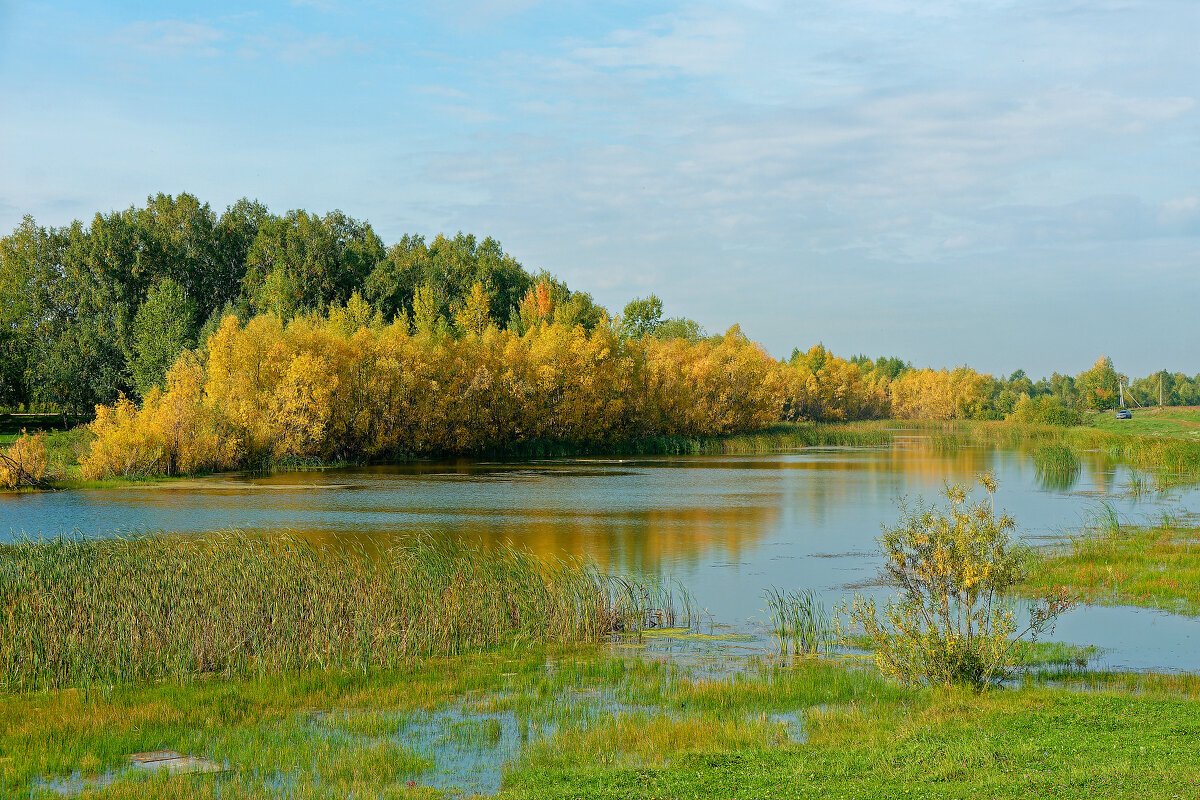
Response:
[1,1,1197,377]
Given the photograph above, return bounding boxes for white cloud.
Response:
[114,20,227,58]
[111,18,369,65]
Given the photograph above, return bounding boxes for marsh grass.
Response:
[1033,443,1081,490]
[8,644,1200,799]
[763,587,833,656]
[0,532,693,691]
[1024,516,1200,615]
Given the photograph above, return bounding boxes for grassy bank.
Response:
[0,533,691,691]
[1086,406,1200,441]
[6,647,1200,799]
[1024,515,1200,615]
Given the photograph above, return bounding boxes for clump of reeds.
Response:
[1033,443,1081,491]
[0,532,690,691]
[763,587,832,656]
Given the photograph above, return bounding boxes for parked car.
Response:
[1115,409,1132,420]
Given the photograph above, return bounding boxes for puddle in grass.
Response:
[390,688,659,797]
[34,752,227,797]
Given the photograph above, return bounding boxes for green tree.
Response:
[619,294,663,339]
[0,217,60,407]
[1076,356,1122,410]
[129,278,198,397]
[243,210,385,318]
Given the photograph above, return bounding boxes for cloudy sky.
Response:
[1,0,1196,377]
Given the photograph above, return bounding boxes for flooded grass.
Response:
[763,586,833,656]
[4,632,1196,798]
[0,532,695,691]
[1024,516,1200,615]
[922,419,1200,489]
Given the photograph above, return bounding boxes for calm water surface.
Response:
[4,435,1198,670]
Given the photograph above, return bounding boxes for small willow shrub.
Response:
[841,474,1071,689]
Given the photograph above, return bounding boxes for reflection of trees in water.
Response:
[187,441,1127,577]
[263,503,779,576]
[463,504,780,575]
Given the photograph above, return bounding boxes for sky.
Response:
[1,0,1197,378]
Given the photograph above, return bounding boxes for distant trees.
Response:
[6,193,1197,440]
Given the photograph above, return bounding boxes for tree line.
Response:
[0,193,615,416]
[4,194,1195,481]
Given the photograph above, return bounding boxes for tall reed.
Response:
[0,532,689,691]
[763,587,832,656]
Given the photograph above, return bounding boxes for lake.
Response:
[4,433,1198,671]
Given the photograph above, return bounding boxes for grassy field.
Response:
[1087,406,1200,441]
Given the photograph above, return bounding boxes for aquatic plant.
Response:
[763,587,832,656]
[1033,443,1081,491]
[0,532,691,691]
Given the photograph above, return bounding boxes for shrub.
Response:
[1009,394,1081,426]
[0,431,48,489]
[841,474,1071,689]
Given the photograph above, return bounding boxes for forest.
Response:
[2,194,1196,479]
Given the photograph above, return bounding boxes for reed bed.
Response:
[475,421,894,459]
[0,532,691,691]
[1033,443,1082,490]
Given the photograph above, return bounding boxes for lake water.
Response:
[4,434,1198,671]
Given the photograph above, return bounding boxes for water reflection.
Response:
[4,440,1199,670]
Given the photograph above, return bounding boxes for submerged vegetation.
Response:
[0,533,693,691]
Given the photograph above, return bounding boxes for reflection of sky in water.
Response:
[4,437,1199,670]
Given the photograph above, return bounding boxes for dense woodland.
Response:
[1,194,1196,478]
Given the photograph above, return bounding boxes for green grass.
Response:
[6,649,1200,799]
[1024,517,1200,615]
[1087,406,1200,441]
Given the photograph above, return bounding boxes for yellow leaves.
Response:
[454,281,493,337]
[0,430,49,489]
[781,348,888,422]
[81,306,793,477]
[889,367,992,420]
[328,291,382,338]
[271,351,339,459]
